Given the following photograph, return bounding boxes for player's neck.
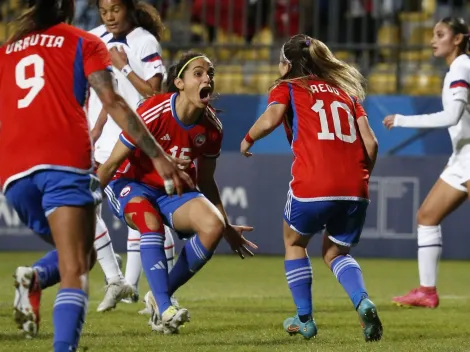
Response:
[175,94,205,125]
[112,25,135,39]
[446,51,461,66]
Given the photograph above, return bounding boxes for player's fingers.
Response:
[179,170,194,189]
[172,174,184,196]
[244,239,258,249]
[164,179,175,196]
[235,248,245,260]
[241,245,254,257]
[239,225,254,232]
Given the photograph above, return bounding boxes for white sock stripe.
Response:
[287,274,313,285]
[190,236,206,261]
[141,238,164,244]
[56,292,87,300]
[285,266,312,276]
[333,259,360,278]
[54,300,87,309]
[141,235,164,241]
[286,269,313,281]
[55,296,87,306]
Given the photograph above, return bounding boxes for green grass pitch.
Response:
[1,253,470,351]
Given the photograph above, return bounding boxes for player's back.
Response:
[0,24,102,191]
[284,79,369,200]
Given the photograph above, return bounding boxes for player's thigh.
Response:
[418,169,467,225]
[123,196,164,233]
[4,176,53,244]
[324,201,368,253]
[37,171,101,272]
[161,192,225,247]
[283,191,330,239]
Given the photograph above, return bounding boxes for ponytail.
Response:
[134,2,164,41]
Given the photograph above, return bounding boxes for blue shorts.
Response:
[105,178,204,239]
[284,191,368,247]
[4,170,102,241]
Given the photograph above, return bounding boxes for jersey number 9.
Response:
[312,99,357,143]
[15,54,45,109]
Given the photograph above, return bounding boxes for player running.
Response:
[384,17,470,309]
[241,34,381,341]
[88,0,178,311]
[0,0,191,349]
[98,52,257,334]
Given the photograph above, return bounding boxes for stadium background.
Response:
[1,0,470,259]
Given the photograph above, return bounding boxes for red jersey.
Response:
[0,23,111,192]
[268,80,370,200]
[117,93,223,189]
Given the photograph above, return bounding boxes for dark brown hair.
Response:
[440,17,469,54]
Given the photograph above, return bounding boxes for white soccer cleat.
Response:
[13,267,41,338]
[96,281,134,312]
[144,290,190,334]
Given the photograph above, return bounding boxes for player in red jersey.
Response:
[98,52,257,334]
[0,0,191,349]
[241,35,381,341]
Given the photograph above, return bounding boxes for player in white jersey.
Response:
[383,17,470,308]
[88,0,177,312]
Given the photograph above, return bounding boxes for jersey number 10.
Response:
[15,54,45,109]
[312,99,357,143]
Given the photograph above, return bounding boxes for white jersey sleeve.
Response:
[139,36,165,81]
[394,55,470,129]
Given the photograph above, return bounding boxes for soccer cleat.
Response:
[96,281,134,312]
[13,267,41,338]
[392,287,439,308]
[144,290,190,334]
[121,287,140,304]
[283,315,317,339]
[357,298,383,342]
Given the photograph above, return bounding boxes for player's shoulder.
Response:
[137,93,173,114]
[450,54,470,73]
[88,24,111,40]
[128,27,159,48]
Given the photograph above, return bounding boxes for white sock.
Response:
[417,224,442,288]
[125,227,142,289]
[95,204,123,284]
[164,226,176,273]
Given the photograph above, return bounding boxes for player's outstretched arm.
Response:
[97,140,132,189]
[357,115,378,173]
[88,70,194,195]
[240,104,287,157]
[88,70,163,158]
[197,156,257,259]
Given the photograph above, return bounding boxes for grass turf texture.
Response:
[0,253,469,351]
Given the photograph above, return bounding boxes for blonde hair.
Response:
[275,35,367,101]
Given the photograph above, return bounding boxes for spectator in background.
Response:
[74,0,100,30]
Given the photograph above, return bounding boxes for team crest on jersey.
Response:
[120,186,132,198]
[194,134,206,147]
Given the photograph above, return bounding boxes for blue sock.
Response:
[33,250,60,289]
[140,232,171,314]
[285,257,313,320]
[331,255,368,309]
[53,288,88,352]
[169,235,213,296]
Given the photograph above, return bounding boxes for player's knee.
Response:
[124,200,164,234]
[198,214,225,249]
[416,206,440,226]
[59,257,89,282]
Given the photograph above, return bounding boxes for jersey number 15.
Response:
[312,99,357,143]
[15,54,45,109]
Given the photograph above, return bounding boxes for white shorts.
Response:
[440,157,470,192]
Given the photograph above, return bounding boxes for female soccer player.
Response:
[87,0,178,311]
[98,52,257,334]
[0,0,189,350]
[240,34,382,341]
[383,17,470,309]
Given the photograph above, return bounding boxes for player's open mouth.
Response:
[199,87,211,103]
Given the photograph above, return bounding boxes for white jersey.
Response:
[442,54,470,161]
[87,25,166,164]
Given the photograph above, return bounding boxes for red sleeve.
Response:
[82,37,112,77]
[267,83,290,107]
[354,98,367,120]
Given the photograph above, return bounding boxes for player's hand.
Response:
[223,224,257,259]
[151,154,194,196]
[167,154,191,170]
[109,47,128,71]
[383,115,396,130]
[240,139,253,157]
